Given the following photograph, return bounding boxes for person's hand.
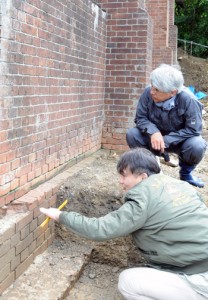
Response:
[151,132,165,152]
[40,207,61,222]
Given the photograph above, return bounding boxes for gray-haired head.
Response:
[150,64,184,93]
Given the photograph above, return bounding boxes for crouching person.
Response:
[40,148,208,300]
[126,64,207,188]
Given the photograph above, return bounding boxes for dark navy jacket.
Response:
[135,87,203,148]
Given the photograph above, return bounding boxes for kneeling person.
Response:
[40,148,208,300]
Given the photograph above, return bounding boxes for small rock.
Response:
[112,267,119,273]
[89,272,96,279]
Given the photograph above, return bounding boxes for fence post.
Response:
[190,41,193,56]
[178,38,208,57]
[184,40,186,54]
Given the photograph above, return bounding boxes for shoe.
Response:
[179,160,204,188]
[180,174,204,188]
[160,157,178,167]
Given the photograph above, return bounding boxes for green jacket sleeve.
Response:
[59,199,147,241]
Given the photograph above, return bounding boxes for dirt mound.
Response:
[178,48,208,93]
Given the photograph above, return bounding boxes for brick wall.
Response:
[0,0,178,203]
[168,0,178,64]
[98,0,177,150]
[0,187,55,295]
[97,0,153,151]
[147,0,177,68]
[0,0,107,206]
[0,154,97,295]
[0,0,178,294]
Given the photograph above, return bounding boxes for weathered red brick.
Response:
[0,239,11,258]
[15,212,33,233]
[0,248,15,270]
[0,272,15,295]
[15,233,33,255]
[11,254,20,272]
[15,254,34,279]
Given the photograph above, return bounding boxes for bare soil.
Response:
[55,152,145,300]
[178,48,208,93]
[54,51,208,299]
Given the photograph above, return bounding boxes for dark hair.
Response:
[117,148,160,176]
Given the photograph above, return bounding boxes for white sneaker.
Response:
[160,156,178,167]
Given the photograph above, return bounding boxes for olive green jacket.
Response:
[59,174,208,274]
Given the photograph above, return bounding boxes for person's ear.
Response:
[141,173,148,179]
[171,90,177,96]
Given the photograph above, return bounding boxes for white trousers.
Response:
[118,268,207,300]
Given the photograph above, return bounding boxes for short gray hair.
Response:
[150,64,184,93]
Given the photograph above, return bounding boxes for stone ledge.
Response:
[0,150,103,296]
[1,238,94,300]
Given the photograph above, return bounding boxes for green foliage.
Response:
[175,0,208,58]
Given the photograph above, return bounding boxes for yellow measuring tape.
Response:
[40,199,68,228]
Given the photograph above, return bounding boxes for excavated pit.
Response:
[55,151,145,299]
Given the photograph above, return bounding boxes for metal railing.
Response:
[178,38,208,58]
